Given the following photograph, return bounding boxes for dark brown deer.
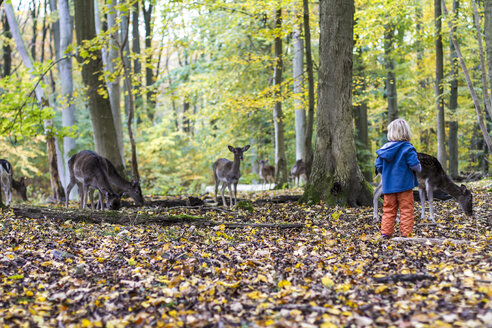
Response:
[65,150,121,210]
[213,145,250,207]
[90,157,144,209]
[373,152,473,223]
[12,177,28,201]
[0,159,13,206]
[290,159,307,186]
[259,160,275,185]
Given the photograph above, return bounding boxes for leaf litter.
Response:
[0,185,490,327]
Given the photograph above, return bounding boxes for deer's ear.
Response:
[460,184,468,192]
[228,145,234,152]
[242,145,250,152]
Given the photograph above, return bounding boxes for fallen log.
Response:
[254,195,302,204]
[10,206,304,230]
[373,273,435,283]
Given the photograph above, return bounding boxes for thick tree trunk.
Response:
[4,3,65,202]
[73,0,125,172]
[273,6,288,187]
[302,0,314,178]
[293,17,305,162]
[301,0,372,207]
[384,24,398,123]
[448,0,459,179]
[435,0,447,169]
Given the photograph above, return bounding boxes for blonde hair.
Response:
[387,118,412,141]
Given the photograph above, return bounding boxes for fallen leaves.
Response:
[0,184,490,326]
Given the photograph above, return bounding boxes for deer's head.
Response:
[105,192,121,210]
[228,145,250,160]
[458,184,473,217]
[128,180,144,206]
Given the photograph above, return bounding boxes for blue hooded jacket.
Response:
[375,141,421,194]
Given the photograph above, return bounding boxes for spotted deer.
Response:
[213,145,250,207]
[259,160,275,185]
[0,159,13,206]
[65,150,121,210]
[290,159,307,186]
[373,152,473,223]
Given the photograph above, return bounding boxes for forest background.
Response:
[0,0,490,202]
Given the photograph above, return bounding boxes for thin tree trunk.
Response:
[132,0,142,122]
[293,10,305,162]
[384,24,398,123]
[485,0,492,115]
[2,12,12,77]
[302,0,314,178]
[442,0,492,153]
[74,0,125,172]
[4,3,65,202]
[30,2,38,61]
[273,5,288,187]
[58,0,76,189]
[435,0,447,169]
[143,1,155,119]
[301,0,372,206]
[120,5,131,117]
[448,0,459,179]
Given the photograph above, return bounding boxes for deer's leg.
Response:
[81,184,89,209]
[227,183,234,207]
[373,183,383,221]
[65,179,76,208]
[220,183,227,207]
[419,187,426,219]
[233,183,238,206]
[89,188,96,210]
[214,173,219,203]
[425,180,435,223]
[98,190,104,210]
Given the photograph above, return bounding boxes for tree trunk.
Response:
[293,16,305,162]
[384,24,398,123]
[132,0,142,121]
[448,0,459,179]
[30,2,38,61]
[435,0,447,169]
[143,1,155,120]
[302,0,314,178]
[442,0,492,154]
[2,12,12,77]
[301,0,372,207]
[73,0,125,172]
[4,3,65,202]
[58,0,76,189]
[273,5,288,187]
[120,5,131,117]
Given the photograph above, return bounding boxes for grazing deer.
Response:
[290,159,307,186]
[65,150,121,210]
[213,145,250,207]
[0,159,13,206]
[12,177,28,201]
[90,157,144,209]
[259,160,275,185]
[373,152,473,223]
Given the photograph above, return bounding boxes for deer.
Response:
[0,159,13,206]
[259,160,275,185]
[65,150,121,210]
[373,152,473,223]
[90,156,144,209]
[213,145,250,207]
[12,177,28,201]
[290,159,307,186]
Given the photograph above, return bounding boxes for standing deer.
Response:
[290,159,307,186]
[65,150,121,210]
[373,152,473,223]
[12,177,28,201]
[90,157,144,209]
[259,160,275,185]
[213,145,250,207]
[0,159,13,206]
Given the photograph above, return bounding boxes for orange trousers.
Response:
[381,189,414,237]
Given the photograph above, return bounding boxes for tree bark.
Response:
[73,0,125,172]
[4,3,65,202]
[485,0,492,116]
[302,0,314,178]
[442,0,492,154]
[448,0,459,179]
[132,0,143,120]
[293,11,305,162]
[142,1,155,119]
[301,0,372,207]
[435,0,447,169]
[2,12,12,77]
[272,5,288,187]
[384,24,398,123]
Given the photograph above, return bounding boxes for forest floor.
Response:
[0,180,491,327]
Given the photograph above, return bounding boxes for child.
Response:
[375,119,421,238]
